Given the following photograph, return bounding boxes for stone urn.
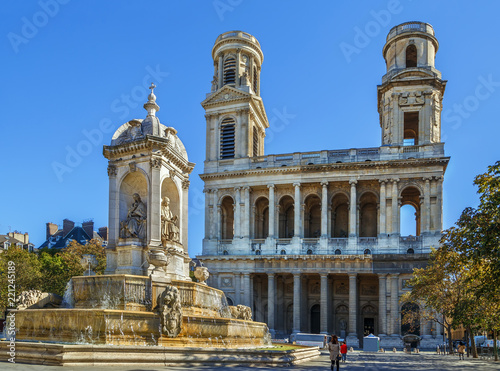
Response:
[147,248,170,274]
[80,254,98,276]
[194,266,209,285]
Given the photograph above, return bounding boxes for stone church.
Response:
[198,22,449,348]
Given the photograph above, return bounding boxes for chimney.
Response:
[82,221,94,239]
[24,233,29,244]
[98,227,108,241]
[62,219,75,237]
[46,222,59,240]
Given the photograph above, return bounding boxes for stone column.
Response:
[349,180,357,237]
[321,181,328,237]
[204,189,210,239]
[293,273,301,333]
[149,163,161,246]
[107,165,118,247]
[216,203,221,240]
[293,183,301,237]
[424,178,431,234]
[242,272,251,307]
[390,274,400,336]
[212,189,218,239]
[211,114,218,160]
[378,274,387,336]
[348,273,357,337]
[235,48,241,87]
[267,273,275,335]
[391,179,399,235]
[218,53,223,88]
[268,184,275,238]
[234,187,241,238]
[320,273,328,334]
[379,180,387,236]
[235,273,241,304]
[243,186,250,238]
[436,176,444,231]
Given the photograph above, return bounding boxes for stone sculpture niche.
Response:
[155,285,182,337]
[161,196,180,245]
[120,193,147,240]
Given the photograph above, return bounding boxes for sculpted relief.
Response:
[156,285,182,337]
[120,193,147,240]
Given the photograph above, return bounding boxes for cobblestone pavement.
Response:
[2,351,499,371]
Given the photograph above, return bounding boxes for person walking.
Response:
[340,341,348,362]
[328,334,341,371]
[457,342,465,360]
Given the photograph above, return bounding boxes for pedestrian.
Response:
[328,334,341,371]
[457,342,465,360]
[340,341,348,362]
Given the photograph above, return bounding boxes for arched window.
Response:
[400,187,421,236]
[307,249,313,255]
[220,196,234,239]
[407,248,414,254]
[304,194,321,238]
[331,193,349,238]
[226,297,234,306]
[364,249,371,255]
[404,111,419,146]
[220,117,235,159]
[401,302,420,336]
[223,250,228,255]
[406,44,417,68]
[279,196,294,238]
[359,192,378,237]
[253,67,258,94]
[280,249,286,255]
[223,56,236,85]
[254,197,269,239]
[255,250,261,255]
[335,249,342,255]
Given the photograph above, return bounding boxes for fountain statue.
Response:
[9,85,276,364]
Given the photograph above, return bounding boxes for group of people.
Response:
[327,335,348,371]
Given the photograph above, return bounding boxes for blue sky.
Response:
[2,1,499,257]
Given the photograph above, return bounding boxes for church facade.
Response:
[198,22,449,348]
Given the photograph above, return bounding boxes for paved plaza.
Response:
[2,351,499,371]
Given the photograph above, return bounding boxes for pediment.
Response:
[202,85,251,107]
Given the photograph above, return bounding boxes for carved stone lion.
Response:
[155,285,182,337]
[229,304,252,321]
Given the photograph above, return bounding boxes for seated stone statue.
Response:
[120,193,147,240]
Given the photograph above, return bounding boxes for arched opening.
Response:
[223,56,236,85]
[359,192,378,237]
[304,194,321,238]
[226,297,234,306]
[331,193,349,238]
[161,177,180,244]
[253,67,258,94]
[220,117,236,159]
[335,249,342,255]
[278,195,294,238]
[255,250,261,255]
[401,302,420,336]
[335,304,349,338]
[400,187,421,236]
[220,196,234,240]
[310,304,320,334]
[407,248,414,254]
[406,44,417,68]
[362,304,377,336]
[307,249,313,255]
[254,197,269,239]
[119,171,148,241]
[364,249,371,255]
[280,249,286,255]
[252,127,259,157]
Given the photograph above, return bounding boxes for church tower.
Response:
[378,22,446,148]
[201,31,269,170]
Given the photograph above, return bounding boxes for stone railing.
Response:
[215,31,261,47]
[386,21,434,41]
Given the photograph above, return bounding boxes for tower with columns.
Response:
[199,23,448,348]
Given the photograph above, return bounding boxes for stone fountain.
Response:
[1,86,317,366]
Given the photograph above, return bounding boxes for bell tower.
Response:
[202,31,269,168]
[378,22,446,148]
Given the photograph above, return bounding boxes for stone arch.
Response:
[254,196,269,239]
[119,171,149,227]
[278,195,294,238]
[223,55,236,85]
[310,303,321,334]
[331,192,349,238]
[406,44,417,68]
[304,194,321,238]
[359,191,378,237]
[220,196,234,240]
[361,304,378,336]
[335,304,349,336]
[400,186,421,236]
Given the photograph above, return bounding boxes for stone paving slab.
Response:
[2,350,499,370]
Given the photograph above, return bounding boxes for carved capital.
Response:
[150,157,162,169]
[349,180,357,186]
[293,182,301,188]
[379,179,388,184]
[182,179,190,189]
[392,178,400,184]
[107,164,117,177]
[129,162,136,172]
[321,181,328,187]
[267,184,275,190]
